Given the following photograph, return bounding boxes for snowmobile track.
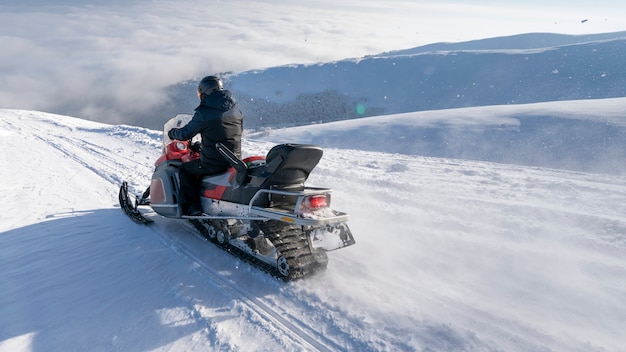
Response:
[257,220,329,280]
[147,220,343,352]
[187,219,328,281]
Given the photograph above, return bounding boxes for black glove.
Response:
[189,141,202,152]
[167,129,175,140]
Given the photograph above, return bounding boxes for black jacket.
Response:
[168,90,243,172]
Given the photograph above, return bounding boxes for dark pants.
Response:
[179,159,226,212]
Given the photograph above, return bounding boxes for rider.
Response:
[167,75,243,216]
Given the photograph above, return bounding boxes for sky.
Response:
[1,0,625,123]
[1,97,625,351]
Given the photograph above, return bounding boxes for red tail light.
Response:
[306,195,328,209]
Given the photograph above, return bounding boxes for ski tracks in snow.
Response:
[9,110,160,194]
[146,218,345,351]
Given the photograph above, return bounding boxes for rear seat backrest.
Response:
[261,144,323,187]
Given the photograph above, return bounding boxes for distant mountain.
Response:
[379,31,626,56]
[147,31,626,131]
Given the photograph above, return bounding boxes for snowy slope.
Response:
[1,104,625,352]
[248,97,626,175]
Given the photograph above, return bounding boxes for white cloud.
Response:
[0,0,624,122]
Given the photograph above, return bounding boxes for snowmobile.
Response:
[119,114,355,281]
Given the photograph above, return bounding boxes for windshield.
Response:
[162,113,201,153]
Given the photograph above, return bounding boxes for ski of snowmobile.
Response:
[119,181,153,224]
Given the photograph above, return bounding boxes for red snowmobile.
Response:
[119,114,355,280]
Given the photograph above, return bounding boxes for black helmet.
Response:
[197,75,223,95]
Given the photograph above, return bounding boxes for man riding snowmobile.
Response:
[167,75,243,216]
[119,76,355,281]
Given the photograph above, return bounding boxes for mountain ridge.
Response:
[149,31,626,131]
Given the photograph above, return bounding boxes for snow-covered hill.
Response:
[158,32,626,131]
[1,102,625,351]
[248,97,626,175]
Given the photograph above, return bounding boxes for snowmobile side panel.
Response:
[150,161,182,218]
[201,168,236,200]
[150,178,166,203]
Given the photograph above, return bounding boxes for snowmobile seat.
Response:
[261,144,323,187]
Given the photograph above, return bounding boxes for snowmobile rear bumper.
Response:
[248,187,350,226]
[249,206,349,226]
[248,188,355,251]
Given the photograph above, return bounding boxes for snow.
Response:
[1,91,626,351]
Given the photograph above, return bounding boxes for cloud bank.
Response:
[0,0,624,124]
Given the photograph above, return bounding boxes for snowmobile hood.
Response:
[198,90,237,111]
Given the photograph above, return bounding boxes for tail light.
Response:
[303,194,329,210]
